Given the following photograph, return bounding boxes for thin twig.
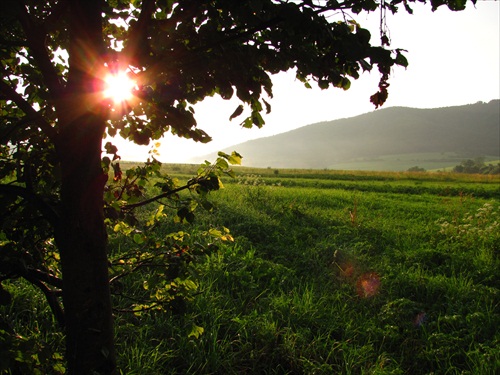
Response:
[120,177,201,210]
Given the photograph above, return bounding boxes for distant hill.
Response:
[193,100,500,171]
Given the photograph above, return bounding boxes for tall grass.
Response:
[2,168,498,374]
[111,170,498,374]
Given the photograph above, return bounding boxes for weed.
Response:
[436,201,500,276]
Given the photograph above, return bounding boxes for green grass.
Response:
[2,168,499,374]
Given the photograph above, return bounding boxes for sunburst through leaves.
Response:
[103,70,136,105]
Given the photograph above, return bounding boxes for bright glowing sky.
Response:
[113,1,500,163]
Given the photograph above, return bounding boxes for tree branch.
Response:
[0,252,64,328]
[0,79,58,143]
[14,2,65,102]
[120,178,201,210]
[22,271,65,328]
[122,0,156,62]
[25,266,63,289]
[113,302,161,314]
[110,253,171,284]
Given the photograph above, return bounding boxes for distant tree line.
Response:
[453,157,500,174]
[406,158,499,174]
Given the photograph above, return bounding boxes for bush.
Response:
[453,158,500,174]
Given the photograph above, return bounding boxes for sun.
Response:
[103,71,136,104]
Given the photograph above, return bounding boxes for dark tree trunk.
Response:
[56,115,116,374]
[53,0,117,373]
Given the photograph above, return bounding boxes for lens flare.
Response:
[356,272,381,298]
[414,312,427,327]
[103,71,136,104]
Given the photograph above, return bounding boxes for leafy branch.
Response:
[120,177,201,211]
[12,0,65,101]
[109,152,242,213]
[0,183,59,225]
[0,79,57,142]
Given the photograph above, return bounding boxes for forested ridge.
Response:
[199,100,500,169]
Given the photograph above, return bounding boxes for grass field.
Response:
[2,167,499,374]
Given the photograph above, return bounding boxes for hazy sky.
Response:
[113,1,500,163]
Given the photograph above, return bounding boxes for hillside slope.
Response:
[195,100,500,170]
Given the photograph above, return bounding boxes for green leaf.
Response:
[251,112,264,127]
[133,233,145,244]
[263,99,272,114]
[155,205,165,220]
[200,200,215,211]
[104,142,119,157]
[216,158,229,170]
[341,78,351,91]
[240,117,253,129]
[229,105,244,121]
[228,151,243,165]
[395,51,409,68]
[318,80,329,90]
[175,207,195,224]
[208,228,223,237]
[188,324,204,339]
[113,222,133,235]
[217,151,230,159]
[180,279,198,291]
[359,59,372,72]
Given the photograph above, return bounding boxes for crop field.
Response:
[2,167,499,374]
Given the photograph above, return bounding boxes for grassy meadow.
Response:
[2,166,499,374]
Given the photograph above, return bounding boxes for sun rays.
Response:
[103,70,136,105]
